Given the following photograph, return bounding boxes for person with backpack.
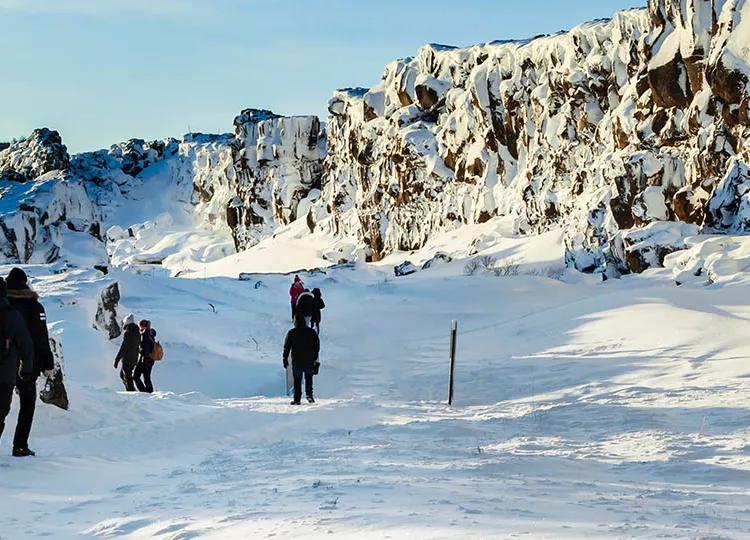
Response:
[283,314,320,404]
[296,288,315,327]
[0,277,37,457]
[5,268,54,457]
[114,313,139,391]
[289,275,305,321]
[311,288,325,334]
[133,319,157,393]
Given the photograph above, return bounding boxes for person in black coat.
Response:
[296,289,315,327]
[311,288,325,334]
[5,268,53,457]
[283,314,320,404]
[114,313,139,391]
[0,276,37,457]
[133,319,156,393]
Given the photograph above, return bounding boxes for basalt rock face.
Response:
[222,109,326,250]
[320,0,750,272]
[141,110,326,252]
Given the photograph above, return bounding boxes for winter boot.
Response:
[290,400,301,405]
[12,447,35,457]
[307,395,315,403]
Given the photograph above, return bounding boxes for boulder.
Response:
[622,222,699,273]
[394,261,418,277]
[421,252,453,270]
[93,282,122,339]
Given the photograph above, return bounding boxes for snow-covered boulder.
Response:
[421,252,453,270]
[394,261,418,277]
[665,235,750,285]
[622,222,699,273]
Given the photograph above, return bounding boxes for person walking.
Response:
[289,275,305,321]
[114,314,139,391]
[283,314,320,404]
[296,288,315,327]
[133,319,156,393]
[5,268,54,457]
[0,277,36,457]
[311,288,325,334]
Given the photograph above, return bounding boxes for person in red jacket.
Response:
[289,275,305,321]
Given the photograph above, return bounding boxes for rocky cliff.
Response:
[319,0,750,275]
[0,110,325,265]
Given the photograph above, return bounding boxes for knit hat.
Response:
[122,313,136,326]
[7,267,28,290]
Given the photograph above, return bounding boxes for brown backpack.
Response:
[150,341,164,361]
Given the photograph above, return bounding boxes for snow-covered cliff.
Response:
[0,111,325,266]
[319,0,750,274]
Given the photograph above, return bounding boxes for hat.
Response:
[7,267,28,290]
[122,313,136,326]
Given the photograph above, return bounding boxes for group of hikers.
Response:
[0,268,55,458]
[284,275,325,405]
[113,316,161,393]
[0,270,325,458]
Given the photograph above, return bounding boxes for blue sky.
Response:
[0,0,643,153]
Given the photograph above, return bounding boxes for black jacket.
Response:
[140,329,156,363]
[296,292,315,318]
[0,299,35,385]
[115,323,140,370]
[283,326,320,369]
[7,287,54,377]
[312,294,325,324]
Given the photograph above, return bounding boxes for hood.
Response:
[7,287,39,300]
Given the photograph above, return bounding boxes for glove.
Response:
[283,359,289,369]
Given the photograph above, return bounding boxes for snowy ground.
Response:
[2,222,750,539]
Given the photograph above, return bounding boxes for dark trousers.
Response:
[0,378,37,450]
[291,302,297,321]
[292,365,313,402]
[120,366,136,391]
[133,360,154,393]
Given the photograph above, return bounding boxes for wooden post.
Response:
[448,320,458,405]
